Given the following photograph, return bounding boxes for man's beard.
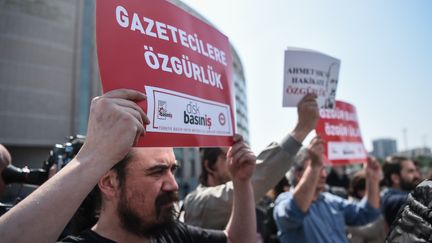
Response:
[117,189,179,238]
[400,178,419,191]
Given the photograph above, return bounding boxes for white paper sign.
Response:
[283,47,340,109]
[145,86,233,136]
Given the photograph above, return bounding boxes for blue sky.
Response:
[182,0,432,153]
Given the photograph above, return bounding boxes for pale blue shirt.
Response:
[273,191,381,243]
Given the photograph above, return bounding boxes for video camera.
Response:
[1,135,85,186]
[1,166,47,186]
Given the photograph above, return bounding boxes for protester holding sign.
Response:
[0,89,257,243]
[273,137,381,243]
[183,93,320,231]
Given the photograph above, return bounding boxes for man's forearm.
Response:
[0,155,111,243]
[290,124,312,143]
[293,166,321,212]
[366,178,380,209]
[251,135,302,201]
[225,179,256,243]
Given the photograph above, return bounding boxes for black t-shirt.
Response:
[59,221,227,243]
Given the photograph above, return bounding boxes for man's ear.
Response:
[98,170,120,200]
[203,160,215,175]
[391,174,400,186]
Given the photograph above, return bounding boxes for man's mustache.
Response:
[155,191,179,217]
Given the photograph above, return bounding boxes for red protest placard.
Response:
[96,0,235,147]
[316,101,367,165]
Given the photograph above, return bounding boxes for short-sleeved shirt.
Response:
[59,221,227,243]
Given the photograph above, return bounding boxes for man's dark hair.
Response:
[68,153,133,234]
[274,177,290,199]
[199,148,224,186]
[382,156,410,187]
[348,169,366,199]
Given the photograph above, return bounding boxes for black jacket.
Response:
[386,180,432,243]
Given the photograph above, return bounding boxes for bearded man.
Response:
[381,156,421,227]
[0,89,257,243]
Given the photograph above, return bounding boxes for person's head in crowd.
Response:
[267,176,290,201]
[0,144,12,195]
[287,144,327,195]
[89,147,179,238]
[348,169,366,200]
[382,156,421,191]
[333,166,346,178]
[274,176,290,198]
[199,147,231,187]
[326,165,350,189]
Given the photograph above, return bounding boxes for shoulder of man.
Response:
[381,189,408,208]
[381,188,407,199]
[152,221,227,243]
[184,183,233,205]
[386,180,432,243]
[58,229,115,243]
[274,191,294,207]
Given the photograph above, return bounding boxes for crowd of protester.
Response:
[0,91,431,243]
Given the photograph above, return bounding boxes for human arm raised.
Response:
[365,156,381,209]
[289,93,320,143]
[251,93,319,200]
[293,136,325,213]
[183,94,319,229]
[224,134,257,243]
[0,89,149,243]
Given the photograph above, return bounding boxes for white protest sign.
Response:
[283,47,340,109]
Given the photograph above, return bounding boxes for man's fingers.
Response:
[237,152,256,165]
[228,141,248,158]
[311,135,322,143]
[300,93,316,102]
[308,136,325,166]
[298,94,318,112]
[232,134,243,143]
[103,89,147,101]
[366,156,380,170]
[134,125,145,146]
[114,98,150,124]
[232,148,250,164]
[309,136,324,151]
[299,93,318,104]
[121,107,146,137]
[121,107,144,126]
[226,147,233,160]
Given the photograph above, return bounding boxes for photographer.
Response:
[0,144,12,196]
[0,136,85,217]
[0,144,13,215]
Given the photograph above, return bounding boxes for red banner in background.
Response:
[316,100,367,166]
[96,0,235,147]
